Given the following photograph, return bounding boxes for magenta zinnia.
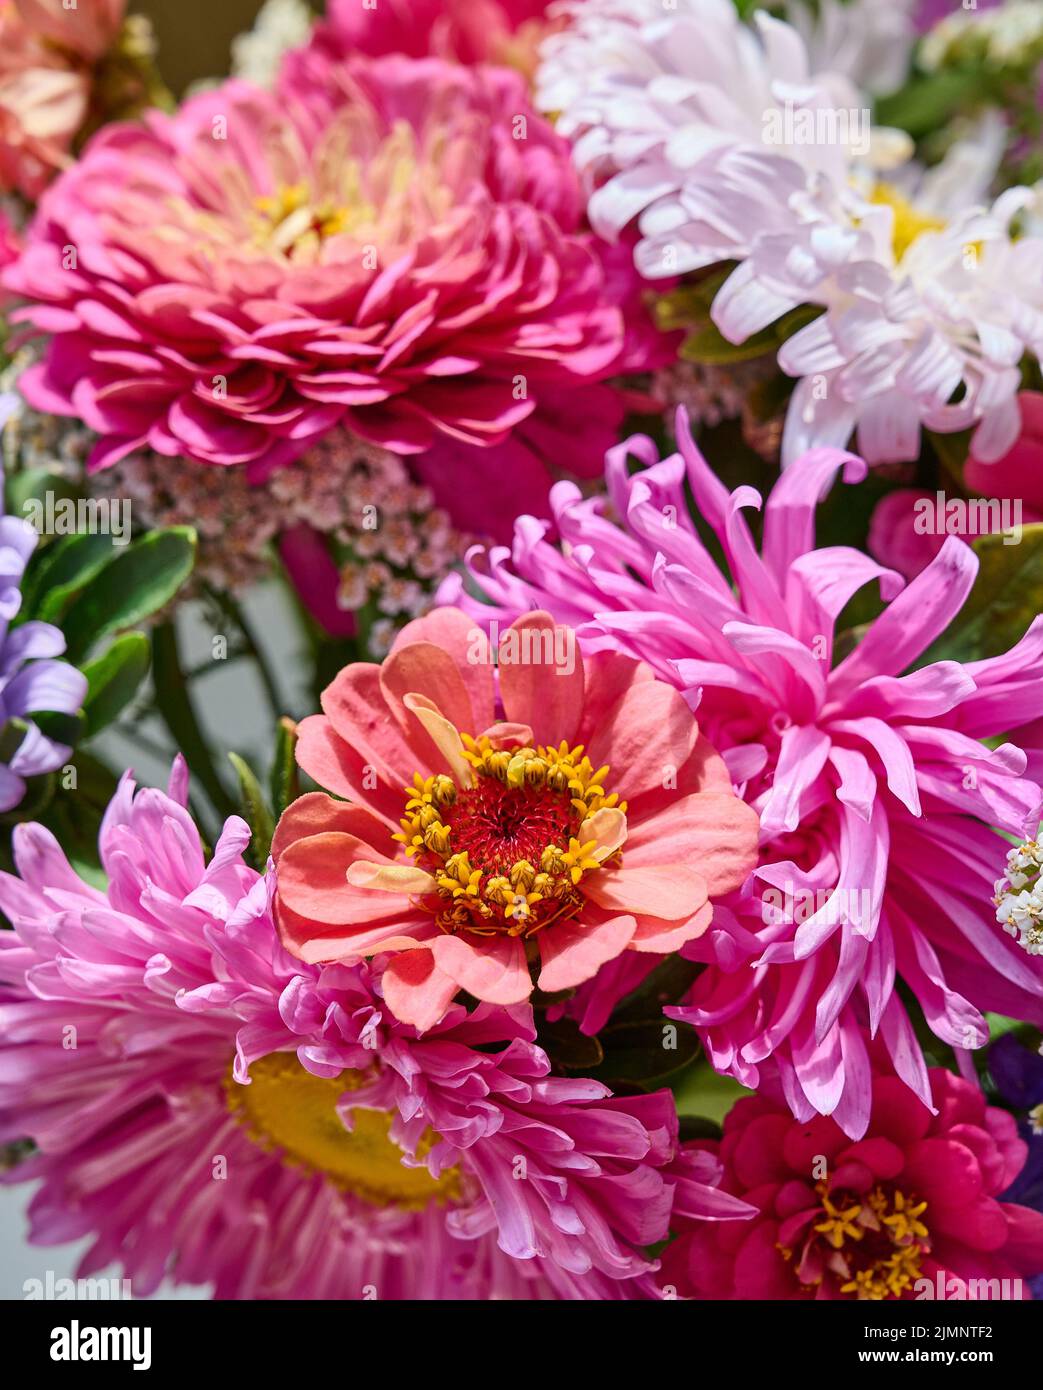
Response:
[444,410,1043,1137]
[660,1067,1043,1300]
[5,53,663,504]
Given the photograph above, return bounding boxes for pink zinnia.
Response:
[286,0,556,74]
[660,1067,1043,1300]
[0,759,731,1298]
[5,54,666,529]
[273,605,758,1031]
[443,410,1043,1136]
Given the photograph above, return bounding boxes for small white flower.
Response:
[231,0,314,88]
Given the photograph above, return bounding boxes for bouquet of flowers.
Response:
[2,0,1043,1308]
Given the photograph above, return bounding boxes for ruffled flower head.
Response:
[5,52,664,497]
[537,0,1043,465]
[661,1068,1043,1300]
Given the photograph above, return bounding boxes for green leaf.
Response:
[32,709,85,748]
[587,1019,701,1092]
[229,752,275,868]
[62,527,197,663]
[682,319,778,366]
[0,717,29,764]
[612,954,702,1022]
[20,532,117,625]
[81,632,151,737]
[3,469,85,547]
[269,716,300,823]
[150,621,236,826]
[673,1061,752,1125]
[36,751,119,886]
[875,67,988,140]
[916,523,1043,667]
[536,1018,605,1074]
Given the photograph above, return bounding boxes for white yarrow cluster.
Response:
[994,841,1043,957]
[920,1,1043,72]
[231,0,314,87]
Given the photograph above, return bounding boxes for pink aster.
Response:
[660,1066,1043,1300]
[0,758,719,1298]
[4,54,667,527]
[442,409,1043,1137]
[272,605,758,1031]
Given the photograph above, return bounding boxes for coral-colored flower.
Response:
[6,54,664,499]
[660,1067,1043,1300]
[0,0,125,198]
[443,412,1043,1136]
[0,759,707,1298]
[273,606,758,1030]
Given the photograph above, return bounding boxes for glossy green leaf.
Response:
[20,532,117,625]
[229,752,275,868]
[916,523,1043,667]
[81,632,151,737]
[63,527,196,663]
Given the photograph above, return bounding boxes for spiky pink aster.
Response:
[660,1066,1043,1300]
[0,758,738,1298]
[4,53,666,527]
[442,410,1043,1137]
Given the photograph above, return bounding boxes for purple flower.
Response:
[0,464,87,813]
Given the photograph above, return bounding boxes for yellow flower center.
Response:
[782,1182,930,1300]
[248,120,455,261]
[869,183,946,261]
[394,734,625,938]
[227,1052,459,1209]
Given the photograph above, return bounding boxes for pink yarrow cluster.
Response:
[443,410,1043,1137]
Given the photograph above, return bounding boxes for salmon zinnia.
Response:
[273,607,759,1029]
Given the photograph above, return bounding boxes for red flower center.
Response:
[394,734,625,938]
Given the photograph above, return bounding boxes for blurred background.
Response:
[133,0,272,94]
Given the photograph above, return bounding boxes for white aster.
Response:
[538,0,1043,466]
[785,0,918,97]
[920,0,1043,73]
